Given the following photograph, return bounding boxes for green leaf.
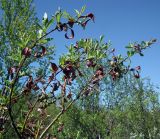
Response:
[36,23,43,30]
[46,38,53,42]
[100,35,104,43]
[102,44,108,49]
[80,5,86,14]
[46,18,54,29]
[63,11,72,19]
[74,9,80,16]
[56,12,62,23]
[38,29,43,38]
[125,46,132,49]
[96,50,100,57]
[99,53,106,59]
[127,51,135,57]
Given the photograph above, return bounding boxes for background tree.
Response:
[53,75,160,139]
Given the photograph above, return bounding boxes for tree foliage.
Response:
[0,1,159,139]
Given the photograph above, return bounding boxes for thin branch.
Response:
[8,107,23,139]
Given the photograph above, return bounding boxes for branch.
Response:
[39,110,63,139]
[39,84,89,139]
[7,27,58,139]
[8,107,23,139]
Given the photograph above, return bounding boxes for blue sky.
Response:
[34,0,160,85]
